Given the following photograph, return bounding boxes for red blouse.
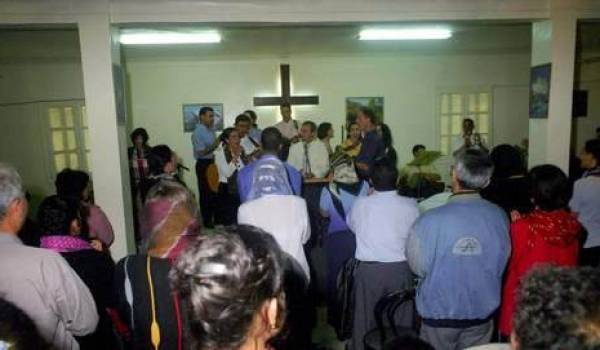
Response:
[499,209,581,336]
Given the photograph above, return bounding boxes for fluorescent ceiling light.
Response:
[120,30,221,45]
[359,28,452,41]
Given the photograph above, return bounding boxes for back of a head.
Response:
[0,298,54,350]
[261,127,283,153]
[528,165,570,211]
[412,144,426,157]
[148,144,173,176]
[380,124,393,148]
[454,149,494,190]
[170,225,285,350]
[317,122,332,140]
[513,266,600,350]
[37,195,89,239]
[585,138,600,161]
[360,106,378,125]
[0,163,23,220]
[490,144,525,179]
[234,114,251,126]
[371,160,398,192]
[55,168,89,199]
[244,110,258,122]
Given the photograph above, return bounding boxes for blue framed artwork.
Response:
[182,103,224,132]
[529,64,551,119]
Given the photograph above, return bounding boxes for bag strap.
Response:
[327,184,346,220]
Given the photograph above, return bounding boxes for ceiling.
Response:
[0,22,533,63]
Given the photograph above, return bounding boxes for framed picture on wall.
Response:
[182,103,224,132]
[345,97,384,126]
[529,63,551,119]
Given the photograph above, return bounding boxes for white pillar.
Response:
[78,14,135,260]
[528,5,577,173]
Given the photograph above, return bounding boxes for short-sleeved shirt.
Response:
[570,174,600,248]
[274,119,299,140]
[355,130,385,178]
[319,182,369,234]
[191,123,216,160]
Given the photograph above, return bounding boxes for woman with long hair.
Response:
[215,127,248,225]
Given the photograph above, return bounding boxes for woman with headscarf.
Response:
[113,181,200,350]
[319,163,369,327]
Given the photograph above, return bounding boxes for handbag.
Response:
[333,257,360,340]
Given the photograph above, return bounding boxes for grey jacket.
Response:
[0,233,98,350]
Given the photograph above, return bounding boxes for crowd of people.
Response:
[0,105,599,350]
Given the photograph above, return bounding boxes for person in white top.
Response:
[273,103,300,161]
[346,161,420,350]
[288,121,330,178]
[0,163,98,350]
[451,118,489,155]
[215,127,248,225]
[237,156,311,282]
[235,114,261,160]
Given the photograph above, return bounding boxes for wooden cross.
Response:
[253,64,319,107]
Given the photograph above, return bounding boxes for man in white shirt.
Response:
[288,121,330,178]
[235,114,260,157]
[346,161,420,350]
[274,103,300,161]
[451,118,488,155]
[0,163,98,350]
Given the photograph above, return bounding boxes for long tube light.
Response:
[120,30,221,45]
[359,28,452,41]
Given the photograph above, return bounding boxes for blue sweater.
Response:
[406,193,510,325]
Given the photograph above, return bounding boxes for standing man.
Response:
[452,118,488,155]
[355,107,385,180]
[274,102,300,160]
[347,161,420,350]
[235,114,261,159]
[0,163,98,350]
[288,121,330,179]
[406,149,510,350]
[192,106,219,228]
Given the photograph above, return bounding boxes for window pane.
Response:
[69,153,79,169]
[479,93,489,112]
[440,136,450,156]
[64,107,74,127]
[81,106,88,128]
[451,115,462,135]
[66,130,77,150]
[52,131,65,151]
[451,94,463,114]
[49,108,63,128]
[54,154,67,172]
[440,116,450,135]
[478,114,489,133]
[441,94,450,114]
[83,129,90,150]
[468,94,477,112]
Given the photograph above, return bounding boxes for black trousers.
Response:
[216,183,240,226]
[196,159,216,228]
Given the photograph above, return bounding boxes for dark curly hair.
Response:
[130,127,149,145]
[0,298,54,349]
[170,225,285,350]
[317,122,332,140]
[513,266,600,350]
[147,145,174,176]
[37,195,90,239]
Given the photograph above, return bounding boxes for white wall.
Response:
[126,52,530,190]
[574,61,600,152]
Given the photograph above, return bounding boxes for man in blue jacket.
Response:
[406,149,510,350]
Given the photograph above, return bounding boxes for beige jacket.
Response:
[0,233,98,350]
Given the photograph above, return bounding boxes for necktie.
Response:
[303,141,312,176]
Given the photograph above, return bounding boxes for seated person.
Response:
[238,127,302,202]
[37,195,117,350]
[0,163,98,350]
[398,145,442,198]
[511,266,600,350]
[288,121,330,178]
[237,156,311,282]
[55,168,114,247]
[114,181,200,349]
[170,226,285,350]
